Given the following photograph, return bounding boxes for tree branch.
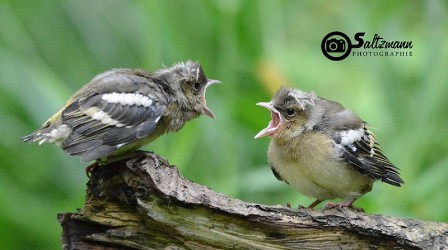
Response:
[58,153,448,249]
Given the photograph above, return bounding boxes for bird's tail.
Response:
[21,127,55,145]
[21,124,70,145]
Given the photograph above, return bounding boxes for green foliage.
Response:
[1,0,447,248]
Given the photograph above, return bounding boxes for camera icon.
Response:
[321,32,354,61]
[326,38,346,53]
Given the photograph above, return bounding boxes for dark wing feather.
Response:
[62,138,103,155]
[270,166,283,181]
[82,145,118,163]
[335,122,404,186]
[61,91,167,162]
[62,94,166,161]
[136,121,158,138]
[62,97,166,161]
[268,162,291,184]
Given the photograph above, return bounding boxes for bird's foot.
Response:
[323,199,364,212]
[85,162,99,178]
[307,199,323,209]
[286,203,305,209]
[286,199,322,209]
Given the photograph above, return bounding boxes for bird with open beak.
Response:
[22,60,220,163]
[255,86,403,211]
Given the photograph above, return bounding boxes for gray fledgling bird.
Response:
[22,60,220,163]
[255,86,403,210]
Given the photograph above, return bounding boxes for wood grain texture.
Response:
[59,153,448,249]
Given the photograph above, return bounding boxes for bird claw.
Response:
[323,202,364,212]
[85,162,99,178]
[286,203,306,209]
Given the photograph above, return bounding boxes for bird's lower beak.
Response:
[201,79,221,119]
[254,102,283,139]
[202,106,216,119]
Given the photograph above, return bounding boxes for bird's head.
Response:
[255,87,316,140]
[172,61,220,119]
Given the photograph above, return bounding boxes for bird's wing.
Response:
[61,84,167,162]
[269,164,285,182]
[331,122,403,186]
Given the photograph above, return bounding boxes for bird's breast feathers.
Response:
[268,132,373,200]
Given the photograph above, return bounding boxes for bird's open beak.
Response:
[254,102,283,139]
[201,79,221,119]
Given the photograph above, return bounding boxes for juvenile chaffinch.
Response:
[22,60,220,163]
[255,86,403,211]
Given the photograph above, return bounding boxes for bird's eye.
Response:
[193,82,201,91]
[286,108,296,117]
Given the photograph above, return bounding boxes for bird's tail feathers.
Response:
[21,125,70,145]
[382,170,404,187]
[21,127,54,145]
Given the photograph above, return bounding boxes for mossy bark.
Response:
[59,154,448,249]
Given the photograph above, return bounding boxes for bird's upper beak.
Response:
[201,79,221,119]
[254,102,284,139]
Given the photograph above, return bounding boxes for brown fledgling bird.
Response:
[255,86,403,211]
[22,60,220,163]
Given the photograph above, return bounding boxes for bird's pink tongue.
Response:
[254,110,282,139]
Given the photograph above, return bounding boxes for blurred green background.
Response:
[1,0,447,248]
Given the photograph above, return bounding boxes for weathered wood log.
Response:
[58,153,448,249]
